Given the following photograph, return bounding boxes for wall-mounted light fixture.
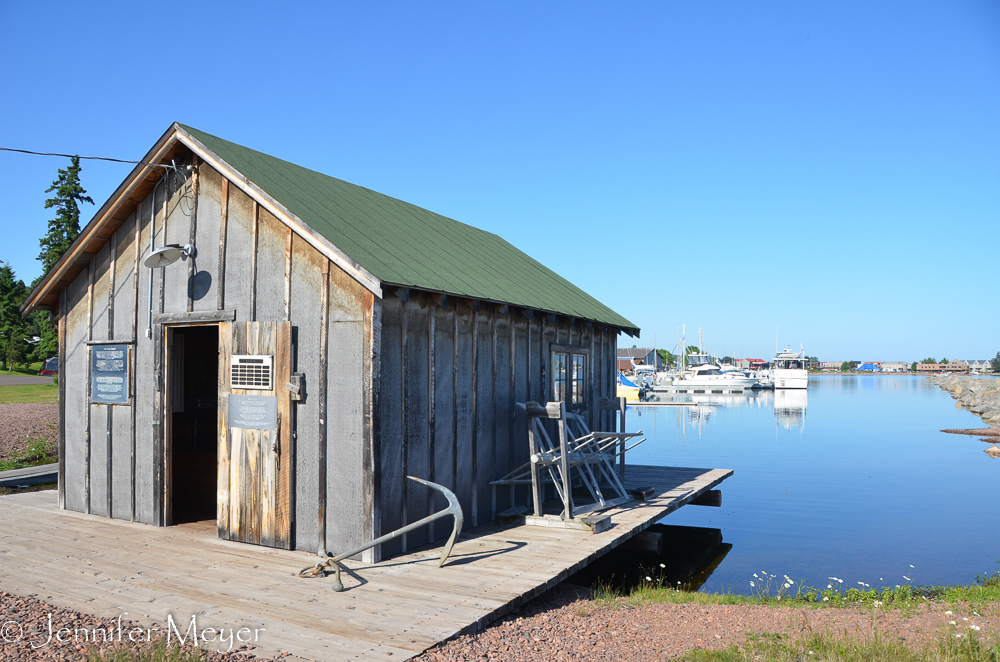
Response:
[143,243,195,269]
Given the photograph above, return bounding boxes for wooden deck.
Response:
[0,465,731,661]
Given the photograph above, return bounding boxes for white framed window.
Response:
[551,344,589,407]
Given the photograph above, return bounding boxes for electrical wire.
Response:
[0,147,183,171]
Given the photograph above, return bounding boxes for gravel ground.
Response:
[0,403,58,461]
[3,585,994,661]
[0,591,283,661]
[414,585,1000,661]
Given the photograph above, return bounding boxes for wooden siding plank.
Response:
[474,309,493,528]
[186,159,199,313]
[133,195,155,524]
[223,186,254,322]
[403,298,430,551]
[316,262,330,554]
[162,169,191,315]
[254,207,287,322]
[326,267,368,557]
[216,321,232,539]
[431,304,453,542]
[190,162,221,312]
[364,293,381,563]
[377,296,403,559]
[454,307,474,527]
[216,178,229,311]
[85,258,94,514]
[289,234,325,552]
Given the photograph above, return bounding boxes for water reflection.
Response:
[774,389,808,430]
[638,387,808,434]
[624,375,1000,594]
[567,524,733,593]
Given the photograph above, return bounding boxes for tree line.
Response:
[0,157,93,370]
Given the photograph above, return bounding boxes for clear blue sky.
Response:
[1,2,997,362]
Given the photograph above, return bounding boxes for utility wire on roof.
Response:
[0,147,184,171]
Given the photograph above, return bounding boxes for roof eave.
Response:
[20,124,185,318]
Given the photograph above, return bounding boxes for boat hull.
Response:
[616,385,641,402]
[773,369,808,389]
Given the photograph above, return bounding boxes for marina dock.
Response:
[0,464,731,661]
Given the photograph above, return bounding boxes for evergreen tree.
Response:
[991,352,1000,374]
[0,262,28,371]
[38,156,93,274]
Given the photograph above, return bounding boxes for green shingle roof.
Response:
[181,125,637,332]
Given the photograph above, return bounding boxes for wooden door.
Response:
[217,321,293,548]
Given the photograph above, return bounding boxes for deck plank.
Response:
[0,465,731,660]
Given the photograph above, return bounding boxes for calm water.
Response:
[625,375,1000,593]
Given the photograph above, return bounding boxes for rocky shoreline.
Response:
[927,374,1000,426]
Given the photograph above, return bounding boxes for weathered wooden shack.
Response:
[21,123,639,562]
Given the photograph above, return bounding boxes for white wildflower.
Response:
[645,576,652,581]
[950,621,957,626]
[750,581,755,587]
[970,625,980,631]
[945,611,953,615]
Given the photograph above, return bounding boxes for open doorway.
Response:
[168,325,219,524]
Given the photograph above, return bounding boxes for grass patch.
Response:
[0,362,43,377]
[590,563,1000,611]
[681,627,1000,661]
[0,438,57,471]
[0,383,58,403]
[85,639,208,662]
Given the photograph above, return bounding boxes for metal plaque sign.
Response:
[228,394,278,430]
[90,344,129,404]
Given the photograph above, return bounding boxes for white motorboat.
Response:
[672,363,759,391]
[772,348,809,389]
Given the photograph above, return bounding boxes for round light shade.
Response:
[143,244,192,269]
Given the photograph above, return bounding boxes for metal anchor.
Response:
[299,476,464,591]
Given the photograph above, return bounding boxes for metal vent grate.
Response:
[230,355,273,390]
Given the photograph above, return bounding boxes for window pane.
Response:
[572,354,586,405]
[553,352,568,402]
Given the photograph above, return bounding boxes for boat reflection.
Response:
[567,524,733,593]
[774,389,808,430]
[635,386,808,434]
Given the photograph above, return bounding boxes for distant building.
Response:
[819,362,842,371]
[736,358,769,370]
[917,362,967,373]
[969,360,993,373]
[857,362,881,372]
[617,347,660,370]
[882,362,910,373]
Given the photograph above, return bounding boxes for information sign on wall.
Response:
[90,344,130,404]
[227,394,278,430]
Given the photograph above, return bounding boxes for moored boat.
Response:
[672,363,759,391]
[616,373,642,401]
[772,348,808,389]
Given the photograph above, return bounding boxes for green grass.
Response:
[0,362,42,376]
[591,564,1000,611]
[85,639,208,662]
[0,383,58,403]
[0,438,57,471]
[682,628,1000,661]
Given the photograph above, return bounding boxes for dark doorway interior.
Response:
[170,325,219,524]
